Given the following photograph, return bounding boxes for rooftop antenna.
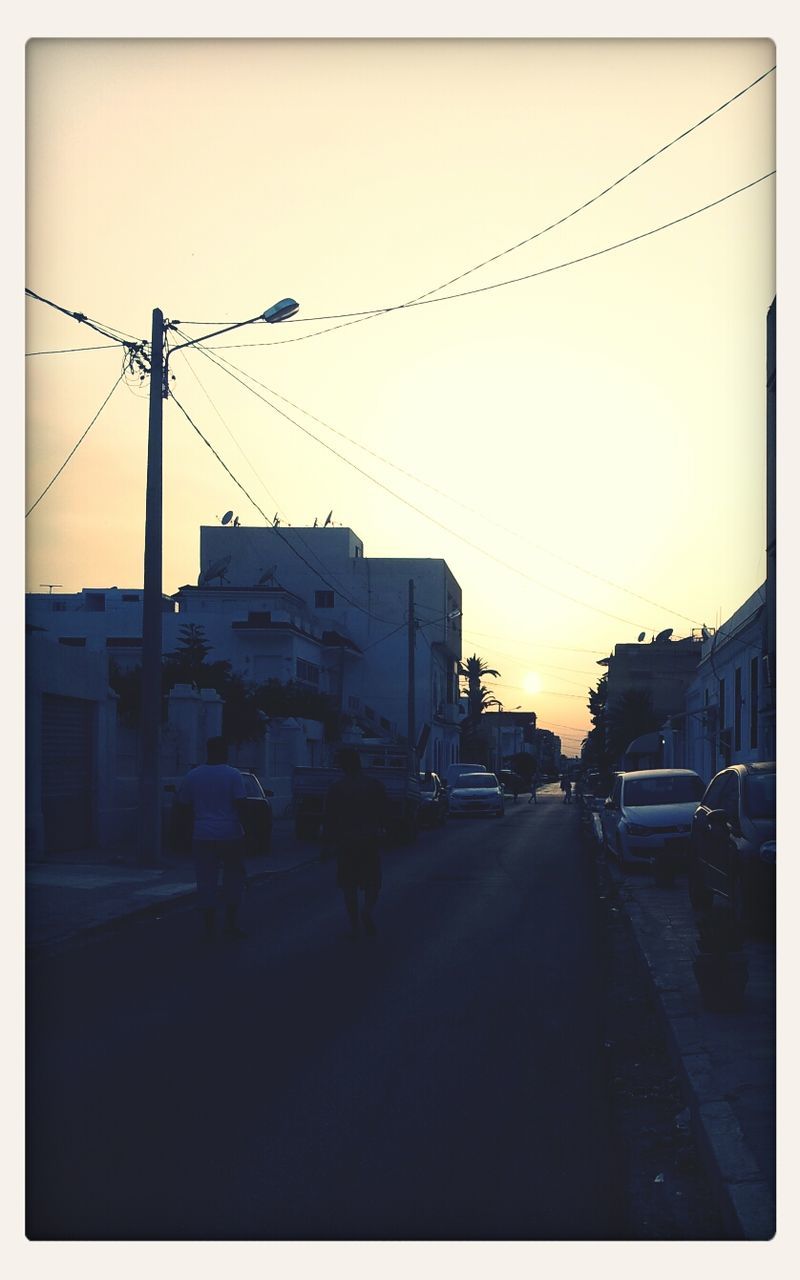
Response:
[272,513,281,527]
[233,516,240,527]
[313,517,318,527]
[221,510,234,526]
[323,510,333,527]
[40,584,63,595]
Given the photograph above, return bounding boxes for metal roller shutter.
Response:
[41,694,93,852]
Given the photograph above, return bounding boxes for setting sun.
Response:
[523,672,543,695]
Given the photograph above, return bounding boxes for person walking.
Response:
[561,775,573,805]
[528,771,539,805]
[322,747,388,939]
[176,736,249,941]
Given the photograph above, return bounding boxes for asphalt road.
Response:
[27,785,623,1240]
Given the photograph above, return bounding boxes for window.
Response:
[51,602,67,612]
[750,657,759,749]
[315,590,335,609]
[734,667,742,751]
[59,636,86,647]
[623,774,705,806]
[296,658,320,686]
[702,773,727,810]
[718,678,726,729]
[84,594,105,612]
[716,773,740,820]
[122,593,139,603]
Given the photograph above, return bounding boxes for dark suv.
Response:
[688,761,775,933]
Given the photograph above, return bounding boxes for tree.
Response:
[458,654,501,728]
[605,688,662,762]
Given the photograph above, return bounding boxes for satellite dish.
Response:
[654,627,674,644]
[637,632,646,642]
[257,565,278,586]
[221,510,234,526]
[198,553,231,587]
[323,510,333,527]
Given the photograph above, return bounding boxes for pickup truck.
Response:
[292,745,421,844]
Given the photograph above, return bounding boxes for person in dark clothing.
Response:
[322,747,388,939]
[528,772,539,805]
[561,776,573,804]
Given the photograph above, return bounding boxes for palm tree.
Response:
[458,654,501,728]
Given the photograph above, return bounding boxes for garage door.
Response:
[41,694,93,852]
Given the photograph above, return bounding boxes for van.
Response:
[443,762,487,791]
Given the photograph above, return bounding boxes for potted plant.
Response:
[692,908,749,1012]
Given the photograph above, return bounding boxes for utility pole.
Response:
[407,578,416,759]
[139,307,165,866]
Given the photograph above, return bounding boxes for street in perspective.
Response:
[23,38,778,1248]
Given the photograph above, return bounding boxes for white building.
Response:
[194,524,464,774]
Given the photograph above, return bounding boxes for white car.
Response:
[601,768,705,880]
[448,772,505,818]
[443,762,487,791]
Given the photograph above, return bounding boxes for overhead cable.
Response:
[26,370,126,517]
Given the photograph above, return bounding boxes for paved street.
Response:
[28,785,627,1240]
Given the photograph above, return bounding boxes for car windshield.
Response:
[624,775,704,806]
[419,776,437,793]
[455,774,498,789]
[744,772,775,821]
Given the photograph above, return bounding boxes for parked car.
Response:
[443,762,487,792]
[687,762,775,933]
[168,768,273,855]
[601,768,705,880]
[448,771,505,818]
[419,771,448,827]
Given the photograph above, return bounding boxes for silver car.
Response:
[602,768,705,878]
[448,771,505,818]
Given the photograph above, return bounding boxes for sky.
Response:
[24,37,776,755]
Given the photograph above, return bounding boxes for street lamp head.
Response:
[262,297,300,323]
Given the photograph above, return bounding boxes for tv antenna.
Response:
[198,553,231,587]
[40,584,63,595]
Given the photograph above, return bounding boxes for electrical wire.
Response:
[26,343,122,357]
[25,369,126,517]
[177,65,774,336]
[195,354,700,626]
[205,171,776,350]
[169,392,397,626]
[177,338,664,632]
[24,288,145,349]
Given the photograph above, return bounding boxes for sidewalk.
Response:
[605,855,776,1240]
[25,819,318,954]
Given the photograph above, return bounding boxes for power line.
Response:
[24,288,145,349]
[205,171,776,351]
[26,343,122,357]
[201,360,700,625]
[177,65,775,338]
[177,340,664,632]
[169,392,397,626]
[26,370,126,517]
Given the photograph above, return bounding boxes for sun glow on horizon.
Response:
[523,672,543,695]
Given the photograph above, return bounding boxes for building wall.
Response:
[679,588,768,781]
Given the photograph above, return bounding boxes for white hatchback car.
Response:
[448,772,505,818]
[602,768,705,879]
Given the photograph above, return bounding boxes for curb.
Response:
[26,854,321,962]
[617,879,775,1241]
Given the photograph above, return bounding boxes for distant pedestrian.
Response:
[528,773,539,805]
[176,736,248,941]
[561,776,572,805]
[322,747,388,939]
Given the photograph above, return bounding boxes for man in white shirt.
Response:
[176,737,248,940]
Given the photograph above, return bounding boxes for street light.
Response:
[138,298,299,866]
